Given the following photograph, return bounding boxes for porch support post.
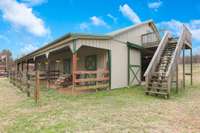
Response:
[21,62,24,72]
[46,61,50,88]
[26,60,30,97]
[183,45,185,89]
[26,60,29,72]
[45,54,50,88]
[17,63,19,72]
[190,48,193,85]
[176,63,179,93]
[72,53,77,94]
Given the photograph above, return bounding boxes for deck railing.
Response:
[166,25,192,78]
[73,69,110,91]
[141,30,166,48]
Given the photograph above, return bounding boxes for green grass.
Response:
[1,79,200,133]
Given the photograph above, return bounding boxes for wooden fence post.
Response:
[34,70,40,103]
[26,72,30,97]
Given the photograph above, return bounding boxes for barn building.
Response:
[0,53,8,77]
[15,20,192,97]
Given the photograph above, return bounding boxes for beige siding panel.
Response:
[77,46,108,71]
[113,25,154,45]
[76,39,111,51]
[110,40,128,89]
[129,48,141,85]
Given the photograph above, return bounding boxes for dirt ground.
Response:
[0,78,200,133]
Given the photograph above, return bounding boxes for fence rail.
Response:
[74,69,110,91]
[9,70,38,101]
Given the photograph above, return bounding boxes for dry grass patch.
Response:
[0,78,200,133]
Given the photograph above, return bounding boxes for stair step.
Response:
[148,84,167,89]
[152,74,166,78]
[168,40,178,44]
[158,67,167,69]
[148,82,167,87]
[145,91,168,95]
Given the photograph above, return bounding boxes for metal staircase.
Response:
[144,25,192,98]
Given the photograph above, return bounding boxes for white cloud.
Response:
[119,4,141,24]
[79,22,89,31]
[107,13,117,23]
[21,0,47,6]
[0,0,49,37]
[20,43,38,55]
[90,16,109,28]
[78,16,110,31]
[148,1,162,11]
[157,19,200,41]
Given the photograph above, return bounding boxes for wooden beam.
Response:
[176,64,179,93]
[21,62,24,72]
[72,53,77,94]
[183,45,185,89]
[26,60,29,75]
[34,70,40,103]
[75,70,109,75]
[75,77,109,83]
[190,48,193,85]
[45,59,50,88]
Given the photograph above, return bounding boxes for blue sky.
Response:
[0,0,200,58]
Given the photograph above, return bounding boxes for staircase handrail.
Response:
[144,31,170,77]
[166,25,192,77]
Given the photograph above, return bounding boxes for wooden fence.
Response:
[9,69,110,99]
[9,70,39,103]
[9,70,60,103]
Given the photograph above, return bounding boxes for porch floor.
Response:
[48,82,106,95]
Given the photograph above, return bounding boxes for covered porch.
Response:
[16,34,111,94]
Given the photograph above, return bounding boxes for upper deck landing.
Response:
[141,29,192,49]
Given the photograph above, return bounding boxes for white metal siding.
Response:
[110,40,128,89]
[113,25,154,45]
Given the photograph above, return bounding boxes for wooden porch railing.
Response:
[73,69,110,91]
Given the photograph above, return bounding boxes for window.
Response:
[85,55,97,70]
[64,59,71,74]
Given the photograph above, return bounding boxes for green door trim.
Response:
[128,46,141,86]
